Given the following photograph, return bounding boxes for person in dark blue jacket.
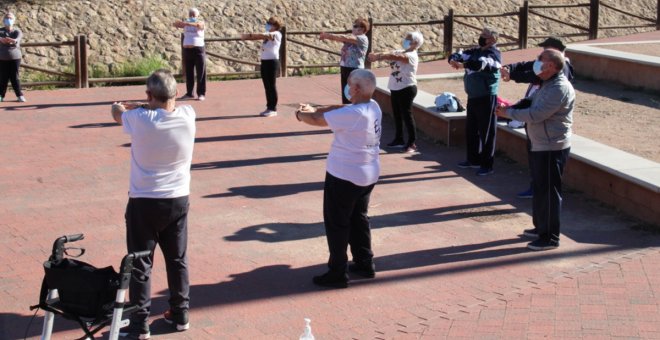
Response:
[501,36,574,198]
[450,27,502,176]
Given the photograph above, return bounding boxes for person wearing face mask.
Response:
[368,31,424,154]
[173,7,206,101]
[500,36,574,199]
[241,16,284,117]
[495,49,575,251]
[0,11,26,103]
[450,27,502,176]
[320,18,370,104]
[295,69,382,289]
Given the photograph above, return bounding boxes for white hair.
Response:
[188,7,200,16]
[348,69,377,96]
[408,31,424,49]
[147,69,178,102]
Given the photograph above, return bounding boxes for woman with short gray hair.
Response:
[368,31,424,153]
[0,11,26,102]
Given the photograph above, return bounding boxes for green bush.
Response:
[110,54,169,78]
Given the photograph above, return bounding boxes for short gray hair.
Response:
[4,12,15,20]
[147,69,177,102]
[189,7,200,16]
[407,31,424,49]
[542,49,565,72]
[348,69,376,97]
[482,27,499,40]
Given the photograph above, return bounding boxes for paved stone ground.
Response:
[1,31,659,339]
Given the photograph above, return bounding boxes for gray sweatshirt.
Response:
[506,73,574,151]
[0,27,22,60]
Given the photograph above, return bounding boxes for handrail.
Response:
[528,9,590,32]
[287,37,341,56]
[600,2,656,23]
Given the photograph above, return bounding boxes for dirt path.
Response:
[419,77,660,162]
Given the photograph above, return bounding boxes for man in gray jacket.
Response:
[495,49,575,251]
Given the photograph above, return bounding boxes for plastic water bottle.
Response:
[299,318,314,340]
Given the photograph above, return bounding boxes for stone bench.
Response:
[373,76,660,226]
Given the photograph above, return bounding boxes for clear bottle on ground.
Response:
[299,318,314,340]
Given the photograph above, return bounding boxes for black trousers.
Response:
[390,85,418,145]
[0,59,23,97]
[340,66,357,104]
[183,47,206,97]
[465,95,498,169]
[323,172,375,273]
[530,148,570,242]
[125,196,190,323]
[261,59,279,111]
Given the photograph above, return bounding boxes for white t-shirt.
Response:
[122,105,196,198]
[261,31,282,60]
[324,100,382,187]
[387,50,419,91]
[183,24,205,47]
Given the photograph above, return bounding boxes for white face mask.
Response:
[533,60,544,75]
[343,84,352,101]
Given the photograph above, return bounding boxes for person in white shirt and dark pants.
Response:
[296,69,382,288]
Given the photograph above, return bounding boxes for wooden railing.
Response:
[22,0,660,87]
[21,35,87,88]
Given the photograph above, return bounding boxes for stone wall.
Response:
[6,0,657,75]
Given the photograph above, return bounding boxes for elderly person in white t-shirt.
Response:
[296,69,382,289]
[368,31,423,153]
[241,16,283,117]
[174,7,206,101]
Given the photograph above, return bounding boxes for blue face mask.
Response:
[343,84,352,101]
[187,17,197,23]
[533,60,544,75]
[403,40,411,50]
[265,23,272,32]
[4,18,13,27]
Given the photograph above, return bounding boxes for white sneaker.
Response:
[197,95,205,101]
[260,110,277,117]
[18,96,26,102]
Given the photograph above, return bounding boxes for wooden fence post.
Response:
[657,0,659,30]
[180,33,186,77]
[443,9,454,54]
[279,26,287,77]
[79,35,88,88]
[519,1,529,49]
[589,0,600,40]
[365,17,374,69]
[73,35,81,88]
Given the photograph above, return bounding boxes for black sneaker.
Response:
[312,271,349,288]
[348,261,376,278]
[527,239,559,251]
[476,167,494,176]
[522,228,538,238]
[119,319,150,339]
[457,161,480,169]
[386,139,405,148]
[163,309,190,331]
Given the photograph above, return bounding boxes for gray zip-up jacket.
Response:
[505,73,574,151]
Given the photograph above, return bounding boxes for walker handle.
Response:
[50,233,85,262]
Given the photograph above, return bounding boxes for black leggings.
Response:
[0,59,23,98]
[390,85,418,145]
[261,59,279,111]
[340,66,357,104]
[183,47,206,97]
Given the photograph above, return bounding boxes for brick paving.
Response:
[1,31,659,339]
